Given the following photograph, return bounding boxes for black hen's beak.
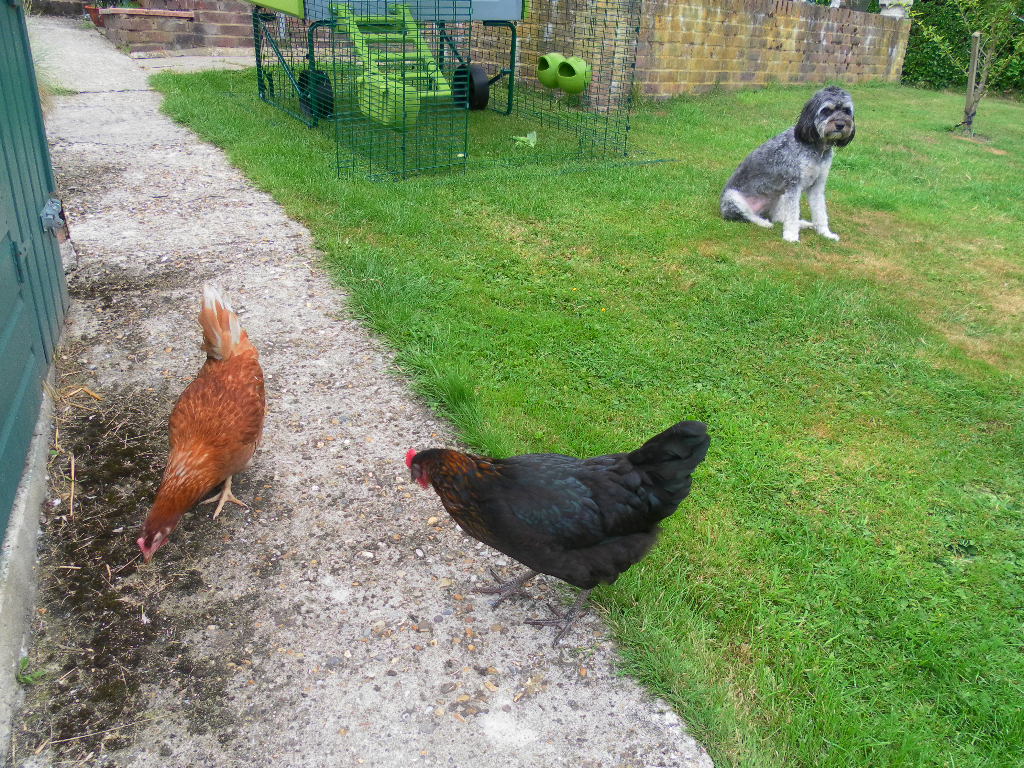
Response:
[411,465,430,489]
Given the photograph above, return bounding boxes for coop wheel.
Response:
[298,69,334,119]
[455,64,489,110]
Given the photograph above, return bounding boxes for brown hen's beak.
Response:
[137,536,156,563]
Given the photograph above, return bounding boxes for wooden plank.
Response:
[99,7,196,18]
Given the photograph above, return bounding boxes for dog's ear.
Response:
[834,122,856,148]
[794,98,821,146]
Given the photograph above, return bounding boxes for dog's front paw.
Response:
[820,230,840,241]
[782,230,800,243]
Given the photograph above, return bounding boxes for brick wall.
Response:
[167,0,254,48]
[100,0,254,53]
[101,10,198,53]
[637,0,910,98]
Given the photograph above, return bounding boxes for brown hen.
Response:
[137,285,265,562]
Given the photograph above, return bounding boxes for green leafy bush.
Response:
[903,0,1024,94]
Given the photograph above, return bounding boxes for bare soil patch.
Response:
[13,317,266,764]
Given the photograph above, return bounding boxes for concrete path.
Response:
[12,17,712,768]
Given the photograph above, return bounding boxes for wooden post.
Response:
[964,30,981,132]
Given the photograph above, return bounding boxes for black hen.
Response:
[406,420,711,643]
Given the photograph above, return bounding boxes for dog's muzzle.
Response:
[823,119,853,141]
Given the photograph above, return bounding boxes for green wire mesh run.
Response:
[471,0,640,157]
[251,0,639,179]
[254,1,473,180]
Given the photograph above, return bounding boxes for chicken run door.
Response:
[0,0,69,539]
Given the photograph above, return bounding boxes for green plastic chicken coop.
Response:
[247,0,640,179]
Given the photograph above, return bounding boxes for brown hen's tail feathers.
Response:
[198,284,252,360]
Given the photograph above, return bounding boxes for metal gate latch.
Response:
[40,197,69,241]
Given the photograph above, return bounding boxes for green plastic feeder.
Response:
[557,56,591,94]
[537,53,565,89]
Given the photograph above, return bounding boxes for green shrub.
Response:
[903,0,1024,94]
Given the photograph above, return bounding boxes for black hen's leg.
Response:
[525,588,592,646]
[473,568,539,609]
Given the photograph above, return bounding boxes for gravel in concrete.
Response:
[12,17,713,768]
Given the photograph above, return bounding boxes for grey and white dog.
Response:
[720,86,855,243]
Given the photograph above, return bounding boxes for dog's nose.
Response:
[833,121,847,131]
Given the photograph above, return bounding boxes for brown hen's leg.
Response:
[200,476,249,520]
[474,569,539,609]
[525,589,592,646]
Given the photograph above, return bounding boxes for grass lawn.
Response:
[152,70,1024,768]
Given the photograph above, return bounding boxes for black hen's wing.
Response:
[488,420,711,542]
[477,422,709,588]
[464,454,660,589]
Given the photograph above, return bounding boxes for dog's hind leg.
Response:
[721,189,773,228]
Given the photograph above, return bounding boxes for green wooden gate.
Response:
[0,0,69,541]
